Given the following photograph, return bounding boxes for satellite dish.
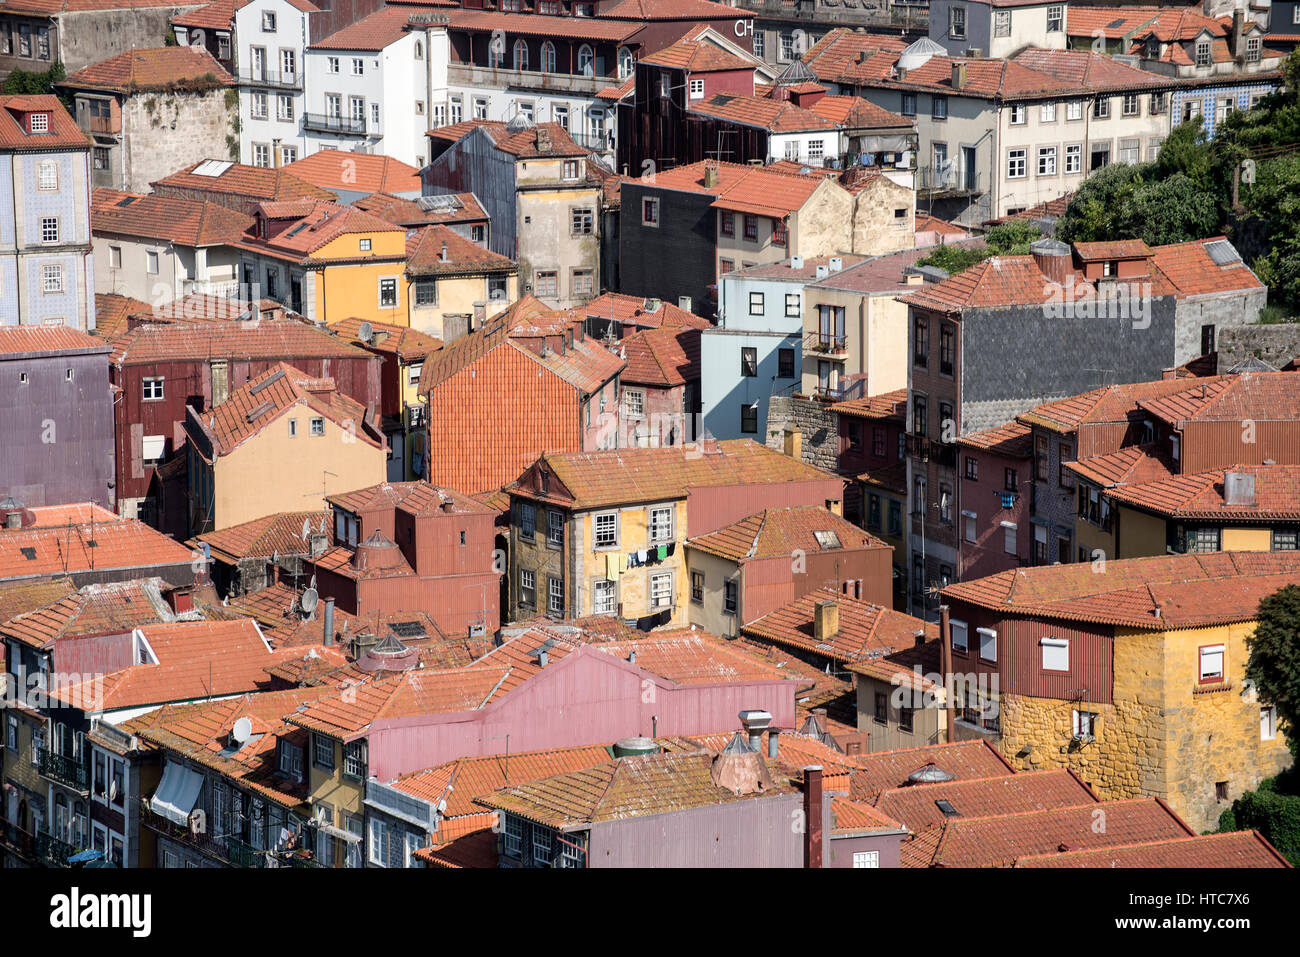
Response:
[309,574,317,592]
[108,779,117,802]
[358,321,373,343]
[300,588,319,617]
[302,517,312,541]
[232,717,253,746]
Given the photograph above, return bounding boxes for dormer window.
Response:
[29,112,49,134]
[1195,40,1211,67]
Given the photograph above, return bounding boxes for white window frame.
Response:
[648,505,674,542]
[1199,644,1225,682]
[1072,709,1097,738]
[1039,103,1056,123]
[1261,705,1277,741]
[977,627,997,663]
[852,850,879,868]
[1040,636,1069,672]
[593,511,618,548]
[1007,148,1026,179]
[950,619,968,654]
[649,571,674,609]
[593,578,616,615]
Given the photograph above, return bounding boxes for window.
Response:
[42,263,62,293]
[624,389,644,416]
[1246,36,1261,62]
[562,159,581,181]
[593,578,616,615]
[1058,444,1074,487]
[252,142,270,168]
[899,706,914,733]
[688,78,704,100]
[594,512,618,548]
[962,510,977,543]
[748,292,764,315]
[577,44,594,76]
[250,91,268,119]
[1072,709,1097,738]
[780,32,794,59]
[867,493,881,530]
[547,577,564,616]
[964,456,978,482]
[950,619,968,654]
[1066,100,1083,121]
[472,97,488,120]
[901,93,916,116]
[1199,643,1225,683]
[994,9,1010,37]
[1093,96,1110,118]
[719,211,734,237]
[40,217,57,243]
[288,418,297,438]
[741,403,758,434]
[309,417,324,437]
[1047,4,1063,31]
[352,57,364,76]
[518,502,536,540]
[913,314,928,367]
[912,393,927,437]
[277,94,293,121]
[949,6,966,40]
[723,579,737,615]
[379,278,398,307]
[1195,40,1210,67]
[690,570,705,604]
[343,741,366,779]
[1065,143,1082,174]
[938,483,953,525]
[1007,148,1026,178]
[1120,93,1139,117]
[37,160,57,191]
[641,197,659,226]
[93,147,109,171]
[1040,102,1056,123]
[1261,705,1277,741]
[649,506,673,542]
[1037,146,1057,176]
[313,734,334,770]
[1187,527,1220,553]
[1009,104,1026,125]
[1041,636,1069,671]
[570,269,594,297]
[5,714,15,751]
[515,568,535,608]
[772,221,787,247]
[939,322,954,375]
[140,376,165,401]
[719,258,735,275]
[743,215,758,241]
[1002,521,1017,554]
[415,281,437,307]
[1183,99,1201,124]
[262,10,276,30]
[1119,138,1140,164]
[1271,529,1298,551]
[740,347,758,377]
[534,271,558,298]
[931,96,948,120]
[650,572,674,609]
[977,627,997,663]
[874,692,887,724]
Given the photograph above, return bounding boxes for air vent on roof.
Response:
[286,222,311,238]
[192,160,234,177]
[20,547,36,561]
[1106,17,1125,28]
[713,94,735,105]
[936,799,959,818]
[245,400,274,422]
[1206,239,1241,266]
[249,369,285,394]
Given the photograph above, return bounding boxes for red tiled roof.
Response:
[942,551,1300,629]
[282,150,421,194]
[1137,370,1300,424]
[690,92,837,133]
[583,292,709,331]
[152,161,337,203]
[0,578,77,628]
[873,769,1096,833]
[239,199,404,260]
[440,8,639,42]
[687,506,888,563]
[956,419,1032,457]
[329,317,442,360]
[1011,47,1174,92]
[415,829,497,868]
[63,46,233,93]
[1100,464,1300,521]
[92,188,252,246]
[732,254,869,282]
[849,740,1016,802]
[1066,6,1223,42]
[194,510,330,562]
[404,224,516,277]
[326,480,495,518]
[741,585,934,665]
[1015,829,1292,868]
[0,0,197,11]
[93,293,154,338]
[982,192,1074,227]
[0,511,196,583]
[1016,376,1219,434]
[427,120,588,159]
[0,325,106,356]
[641,160,829,219]
[642,38,757,72]
[833,388,906,422]
[1066,443,1174,487]
[0,94,87,150]
[807,94,914,130]
[618,327,699,387]
[515,438,840,511]
[830,796,906,834]
[599,0,750,19]
[310,4,430,51]
[352,191,487,228]
[904,798,1194,867]
[915,213,970,237]
[0,577,177,649]
[108,317,368,365]
[187,361,383,456]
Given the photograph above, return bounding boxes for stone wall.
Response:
[1219,322,1300,370]
[60,7,203,75]
[765,395,838,473]
[122,86,236,193]
[1173,288,1267,367]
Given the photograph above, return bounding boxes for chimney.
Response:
[803,766,824,868]
[1231,11,1245,59]
[768,729,780,759]
[815,264,829,279]
[829,257,843,272]
[738,709,772,752]
[537,649,549,667]
[703,163,719,188]
[951,62,967,91]
[813,599,839,641]
[628,648,636,665]
[535,127,551,153]
[1223,471,1256,506]
[1030,239,1072,286]
[272,139,282,169]
[790,254,804,269]
[897,64,908,81]
[856,51,868,64]
[783,426,802,460]
[5,509,21,530]
[323,598,335,646]
[439,241,448,263]
[166,586,193,615]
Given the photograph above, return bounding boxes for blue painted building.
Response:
[0,95,94,330]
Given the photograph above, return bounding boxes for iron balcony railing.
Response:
[224,835,268,868]
[237,69,302,90]
[916,164,984,196]
[302,113,368,135]
[36,747,90,792]
[139,800,232,861]
[36,830,77,867]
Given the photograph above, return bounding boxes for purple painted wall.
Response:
[366,646,797,780]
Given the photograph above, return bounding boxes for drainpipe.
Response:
[939,603,954,743]
[803,765,823,869]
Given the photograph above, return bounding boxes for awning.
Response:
[315,822,362,843]
[150,761,204,826]
[142,435,167,461]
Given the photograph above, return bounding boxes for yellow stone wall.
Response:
[1222,527,1271,551]
[996,620,1291,832]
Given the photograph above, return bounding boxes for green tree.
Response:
[916,219,1040,276]
[1245,584,1300,756]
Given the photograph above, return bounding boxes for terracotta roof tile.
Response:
[1016,377,1213,433]
[0,577,181,649]
[1015,829,1292,867]
[328,317,442,360]
[152,161,337,203]
[830,796,906,833]
[1101,464,1300,521]
[193,510,330,563]
[1138,370,1300,423]
[282,150,421,195]
[942,551,1300,629]
[0,325,107,356]
[583,292,709,332]
[238,199,404,260]
[440,8,638,42]
[956,419,1032,457]
[808,94,914,129]
[833,388,906,422]
[404,223,516,277]
[642,38,756,72]
[92,188,252,246]
[0,94,87,150]
[63,46,233,93]
[641,160,829,219]
[1067,443,1175,487]
[310,4,429,51]
[687,505,888,563]
[0,510,196,582]
[108,317,369,365]
[873,769,1096,833]
[351,191,487,228]
[690,92,837,133]
[326,480,495,517]
[741,585,933,665]
[427,119,588,158]
[618,327,698,387]
[848,740,1016,802]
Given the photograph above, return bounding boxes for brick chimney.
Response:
[813,599,839,641]
[951,62,967,91]
[803,766,824,868]
[703,162,719,188]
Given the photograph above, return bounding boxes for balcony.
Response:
[139,800,231,861]
[85,116,120,135]
[570,130,615,154]
[916,164,984,198]
[36,747,90,793]
[1,821,35,860]
[303,113,368,136]
[237,69,301,90]
[181,278,243,299]
[446,62,606,97]
[224,835,268,868]
[36,830,78,867]
[805,329,848,357]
